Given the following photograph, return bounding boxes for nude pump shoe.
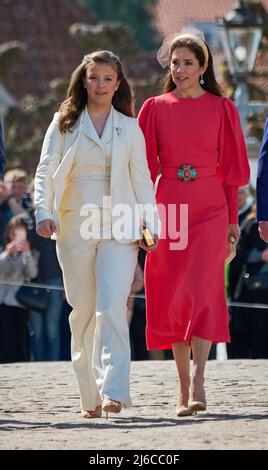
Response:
[188,401,207,412]
[176,405,194,417]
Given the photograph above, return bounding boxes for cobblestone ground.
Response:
[0,360,267,450]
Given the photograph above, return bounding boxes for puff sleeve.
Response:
[217,97,250,224]
[138,97,160,185]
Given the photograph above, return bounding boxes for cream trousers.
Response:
[56,209,138,410]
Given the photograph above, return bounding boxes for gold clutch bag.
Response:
[142,226,156,247]
[225,234,237,265]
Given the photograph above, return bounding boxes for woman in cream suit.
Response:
[34,51,159,419]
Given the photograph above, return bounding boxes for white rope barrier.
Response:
[0,280,268,307]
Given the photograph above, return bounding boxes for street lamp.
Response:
[217,1,263,136]
[217,0,262,79]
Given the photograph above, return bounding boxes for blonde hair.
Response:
[4,169,27,184]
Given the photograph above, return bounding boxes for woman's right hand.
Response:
[36,219,57,238]
[139,234,159,252]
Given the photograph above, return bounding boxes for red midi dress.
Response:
[138,91,250,349]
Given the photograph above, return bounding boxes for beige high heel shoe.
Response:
[189,377,207,413]
[102,398,122,420]
[188,401,207,412]
[176,405,194,417]
[81,405,102,418]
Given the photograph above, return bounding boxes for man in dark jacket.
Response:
[228,186,253,300]
[257,118,268,242]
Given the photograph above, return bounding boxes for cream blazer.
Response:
[34,106,160,242]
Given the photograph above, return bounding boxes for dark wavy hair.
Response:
[59,50,134,133]
[163,38,223,97]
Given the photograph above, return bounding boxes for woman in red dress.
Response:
[138,30,250,416]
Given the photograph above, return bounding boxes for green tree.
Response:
[78,0,160,51]
[0,41,26,76]
[0,42,66,172]
[70,21,139,57]
[4,84,64,172]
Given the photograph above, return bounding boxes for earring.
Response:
[200,75,204,85]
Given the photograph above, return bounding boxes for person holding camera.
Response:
[228,204,268,358]
[0,216,38,363]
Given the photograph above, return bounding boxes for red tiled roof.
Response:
[0,0,95,100]
[156,0,268,37]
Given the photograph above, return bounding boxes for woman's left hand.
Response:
[228,224,240,244]
[139,234,159,252]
